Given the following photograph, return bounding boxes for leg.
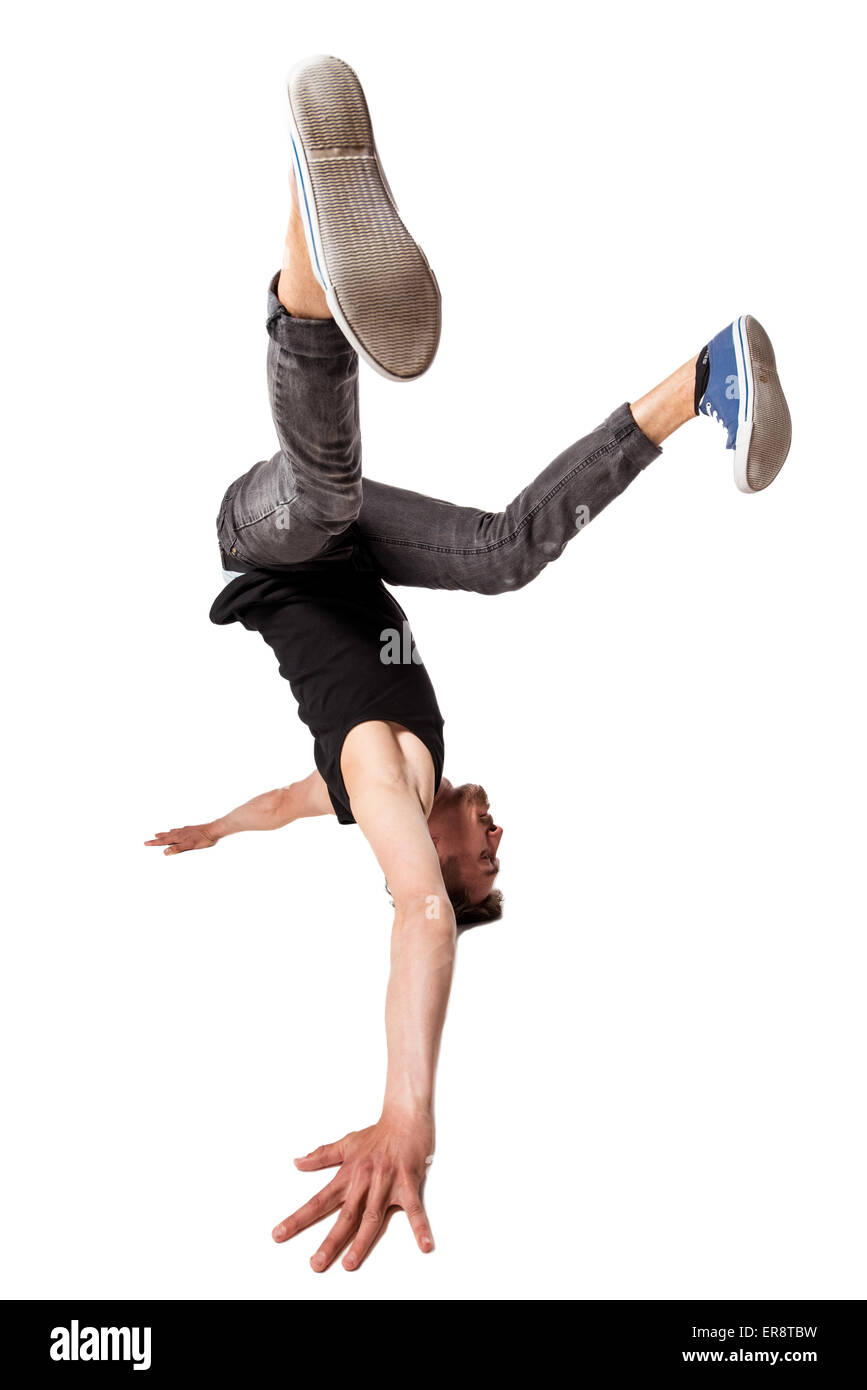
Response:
[630,357,697,445]
[355,317,790,593]
[217,178,363,571]
[355,400,666,595]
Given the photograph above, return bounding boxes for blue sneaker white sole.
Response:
[732,314,791,493]
[287,55,441,382]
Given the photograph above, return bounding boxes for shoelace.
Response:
[704,401,724,426]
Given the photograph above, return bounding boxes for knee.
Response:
[475,538,559,595]
[301,475,362,534]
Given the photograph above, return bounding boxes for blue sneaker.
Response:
[698,315,791,492]
[287,55,441,382]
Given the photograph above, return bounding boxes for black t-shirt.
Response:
[209,554,445,824]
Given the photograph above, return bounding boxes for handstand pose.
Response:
[146,56,791,1272]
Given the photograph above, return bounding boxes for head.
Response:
[427,779,504,928]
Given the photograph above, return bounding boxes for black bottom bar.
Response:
[5,1299,864,1376]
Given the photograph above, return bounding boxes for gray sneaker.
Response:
[287,54,441,382]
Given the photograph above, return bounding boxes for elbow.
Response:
[264,786,295,825]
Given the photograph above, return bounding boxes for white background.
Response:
[2,0,865,1301]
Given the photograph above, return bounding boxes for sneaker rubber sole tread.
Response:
[740,314,792,492]
[288,56,441,381]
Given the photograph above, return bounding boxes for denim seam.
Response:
[232,344,302,532]
[234,500,295,532]
[366,425,641,557]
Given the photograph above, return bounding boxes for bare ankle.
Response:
[277,188,332,320]
[630,357,698,447]
[277,263,332,319]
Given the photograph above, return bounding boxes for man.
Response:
[145,55,791,1272]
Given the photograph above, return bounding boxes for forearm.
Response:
[206,771,333,840]
[207,786,297,839]
[382,897,457,1122]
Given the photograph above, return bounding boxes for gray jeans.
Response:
[216,274,662,594]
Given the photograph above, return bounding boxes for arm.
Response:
[353,772,456,1123]
[144,770,333,854]
[273,739,456,1272]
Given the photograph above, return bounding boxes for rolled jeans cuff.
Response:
[265,271,355,358]
[607,401,663,469]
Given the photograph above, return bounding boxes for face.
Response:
[428,779,503,906]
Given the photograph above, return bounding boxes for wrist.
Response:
[205,818,228,841]
[380,1094,434,1129]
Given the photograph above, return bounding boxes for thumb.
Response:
[294,1138,346,1171]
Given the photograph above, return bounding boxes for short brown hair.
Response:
[441,857,504,929]
[383,867,504,930]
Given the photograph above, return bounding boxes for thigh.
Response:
[357,477,496,592]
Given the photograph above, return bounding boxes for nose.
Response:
[490,826,503,851]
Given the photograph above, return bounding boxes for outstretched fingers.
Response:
[272,1175,343,1244]
[275,1129,435,1270]
[144,830,184,854]
[310,1204,361,1272]
[341,1171,391,1271]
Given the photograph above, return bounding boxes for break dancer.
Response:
[146,56,791,1272]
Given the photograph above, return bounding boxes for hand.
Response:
[144,824,217,856]
[272,1113,435,1272]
